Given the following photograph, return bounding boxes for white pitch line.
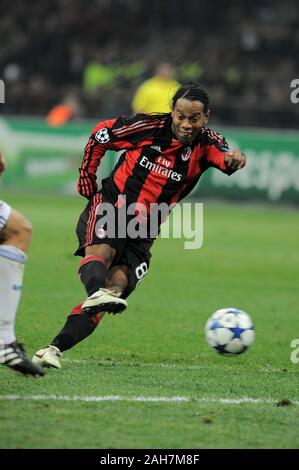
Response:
[0,395,298,405]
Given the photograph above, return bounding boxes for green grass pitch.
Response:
[0,194,298,449]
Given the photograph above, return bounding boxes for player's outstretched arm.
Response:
[224,149,246,171]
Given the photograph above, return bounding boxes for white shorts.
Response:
[0,200,11,230]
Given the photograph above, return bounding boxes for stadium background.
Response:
[0,0,299,450]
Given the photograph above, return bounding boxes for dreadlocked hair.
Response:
[171,82,210,113]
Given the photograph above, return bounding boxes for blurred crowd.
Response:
[0,0,298,129]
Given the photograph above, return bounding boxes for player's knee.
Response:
[16,215,32,243]
[85,244,116,268]
[21,217,32,238]
[4,210,32,251]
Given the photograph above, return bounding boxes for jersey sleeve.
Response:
[77,114,153,198]
[204,130,235,175]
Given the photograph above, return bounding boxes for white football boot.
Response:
[32,345,62,369]
[81,288,127,316]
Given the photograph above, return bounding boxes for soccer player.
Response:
[0,153,44,377]
[33,82,246,369]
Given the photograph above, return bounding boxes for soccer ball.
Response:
[205,308,255,354]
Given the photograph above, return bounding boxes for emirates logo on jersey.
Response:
[140,155,182,182]
[181,147,192,161]
[95,128,110,143]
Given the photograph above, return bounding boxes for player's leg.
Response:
[76,193,127,315]
[33,235,153,370]
[32,194,127,368]
[116,239,152,300]
[80,244,127,315]
[0,203,44,377]
[0,207,32,345]
[32,267,129,368]
[32,303,105,368]
[106,265,129,295]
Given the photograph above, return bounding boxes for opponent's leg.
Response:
[0,206,44,377]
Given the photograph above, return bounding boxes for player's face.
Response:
[171,98,209,144]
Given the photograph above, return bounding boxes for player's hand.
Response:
[0,152,7,175]
[77,168,98,199]
[224,149,246,171]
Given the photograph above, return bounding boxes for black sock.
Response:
[51,314,97,352]
[79,256,107,295]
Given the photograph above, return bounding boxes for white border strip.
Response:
[0,395,298,405]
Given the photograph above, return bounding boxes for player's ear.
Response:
[204,109,210,125]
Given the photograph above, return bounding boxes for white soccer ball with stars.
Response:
[205,308,255,354]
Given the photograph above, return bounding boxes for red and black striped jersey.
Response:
[78,113,232,211]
